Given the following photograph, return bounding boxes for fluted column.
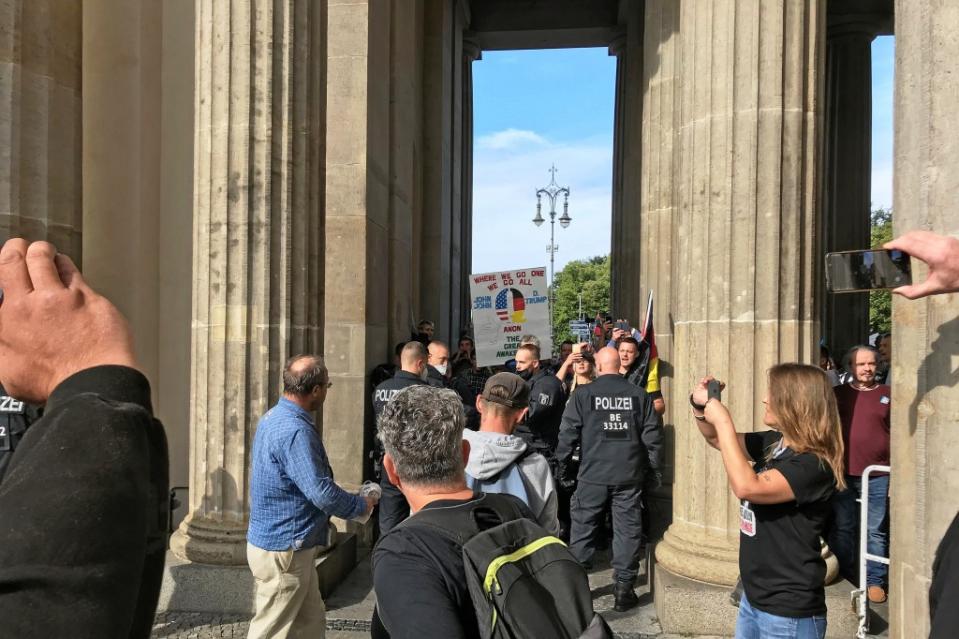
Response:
[170,0,325,565]
[638,0,680,537]
[0,0,82,257]
[820,21,876,357]
[654,1,823,633]
[889,2,959,636]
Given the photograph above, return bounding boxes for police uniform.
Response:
[515,369,566,457]
[0,384,38,482]
[372,370,429,534]
[555,373,663,589]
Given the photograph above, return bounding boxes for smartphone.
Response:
[707,380,722,402]
[825,249,912,293]
[615,321,629,331]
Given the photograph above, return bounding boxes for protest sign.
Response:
[469,267,552,367]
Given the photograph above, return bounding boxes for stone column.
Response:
[322,0,391,488]
[820,20,876,358]
[638,0,680,539]
[889,2,959,636]
[0,0,82,257]
[610,2,645,325]
[386,2,420,350]
[460,35,480,337]
[420,0,456,340]
[654,1,823,634]
[608,31,630,319]
[170,0,325,565]
[82,0,162,397]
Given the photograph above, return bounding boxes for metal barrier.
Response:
[852,464,891,639]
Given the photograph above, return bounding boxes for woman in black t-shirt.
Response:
[689,364,845,639]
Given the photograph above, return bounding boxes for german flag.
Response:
[636,291,659,395]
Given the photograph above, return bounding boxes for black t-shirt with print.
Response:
[740,430,837,618]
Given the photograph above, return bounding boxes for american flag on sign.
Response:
[495,288,526,323]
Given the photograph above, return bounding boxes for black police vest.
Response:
[0,386,35,480]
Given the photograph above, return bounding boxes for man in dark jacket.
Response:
[555,347,663,611]
[0,238,169,639]
[372,341,431,533]
[514,343,566,457]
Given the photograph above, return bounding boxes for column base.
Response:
[158,532,360,614]
[654,554,859,637]
[169,513,249,565]
[655,524,740,586]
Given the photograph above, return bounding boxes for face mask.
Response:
[434,363,449,377]
[517,368,534,381]
[419,367,429,381]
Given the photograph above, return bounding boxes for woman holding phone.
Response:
[690,364,845,639]
[555,343,595,393]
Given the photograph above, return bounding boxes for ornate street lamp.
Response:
[533,164,571,345]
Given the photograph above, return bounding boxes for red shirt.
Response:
[833,383,891,476]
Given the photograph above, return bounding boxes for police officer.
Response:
[372,341,430,534]
[513,343,566,456]
[426,339,480,430]
[0,383,39,482]
[555,347,663,612]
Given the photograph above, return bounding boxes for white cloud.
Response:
[477,128,548,150]
[471,133,613,281]
[871,164,893,211]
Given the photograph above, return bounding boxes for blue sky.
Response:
[471,38,895,279]
[471,48,616,277]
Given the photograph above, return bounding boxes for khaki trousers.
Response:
[247,543,326,639]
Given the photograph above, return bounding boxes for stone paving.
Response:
[151,549,884,639]
[152,550,690,639]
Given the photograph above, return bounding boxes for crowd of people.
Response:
[0,230,957,639]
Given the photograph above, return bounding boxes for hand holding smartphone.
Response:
[825,249,912,293]
[707,380,722,402]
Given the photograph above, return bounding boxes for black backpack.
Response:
[395,493,613,639]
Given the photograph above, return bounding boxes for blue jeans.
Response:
[735,594,827,639]
[829,474,889,586]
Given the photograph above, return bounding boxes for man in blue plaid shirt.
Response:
[247,355,376,639]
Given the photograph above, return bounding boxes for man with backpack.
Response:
[372,385,612,639]
[463,372,560,535]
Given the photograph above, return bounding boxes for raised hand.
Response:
[885,231,959,299]
[0,239,138,403]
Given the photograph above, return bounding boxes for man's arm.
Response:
[285,429,366,520]
[0,367,168,639]
[0,239,169,638]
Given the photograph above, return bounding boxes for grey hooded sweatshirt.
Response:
[462,429,560,536]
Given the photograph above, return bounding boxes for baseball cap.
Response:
[481,372,530,409]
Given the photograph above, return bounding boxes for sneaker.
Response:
[613,582,639,612]
[867,585,887,603]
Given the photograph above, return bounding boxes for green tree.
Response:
[551,255,610,345]
[869,206,893,335]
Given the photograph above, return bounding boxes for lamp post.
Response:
[533,164,571,346]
